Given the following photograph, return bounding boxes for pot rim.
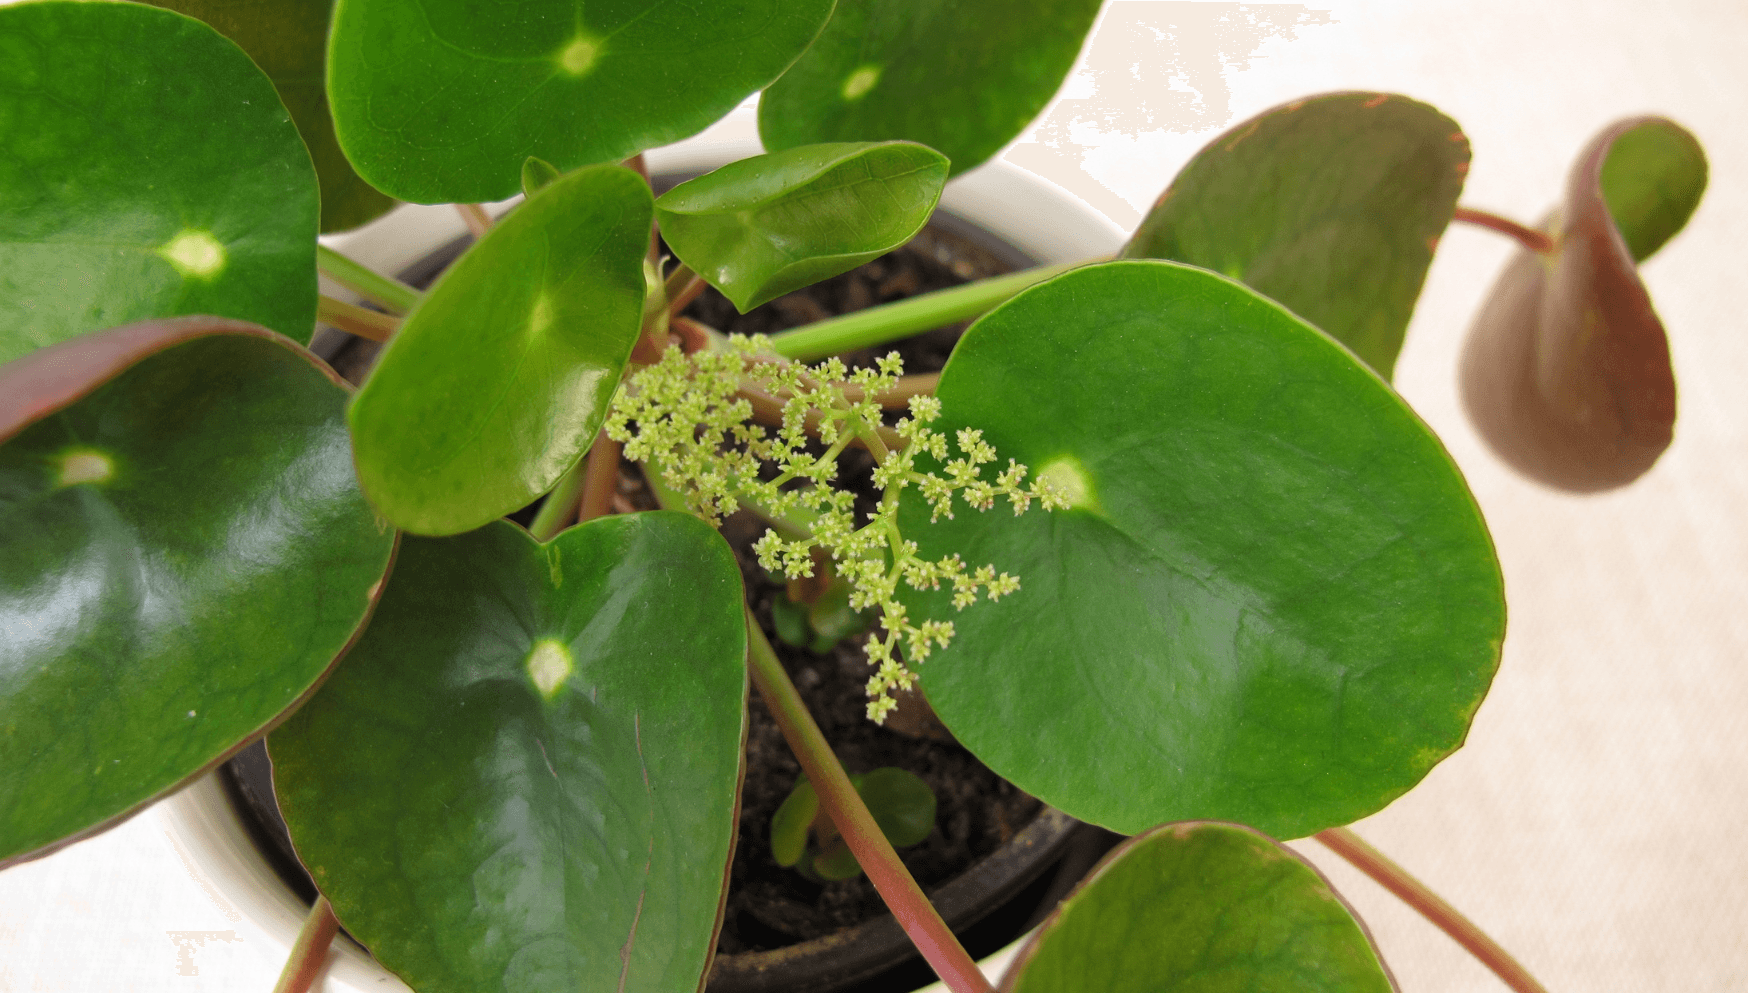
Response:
[155,101,1126,993]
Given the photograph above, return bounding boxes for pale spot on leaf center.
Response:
[530,293,553,334]
[1038,456,1102,514]
[158,230,226,279]
[558,34,603,76]
[57,448,114,488]
[841,65,881,101]
[526,639,573,698]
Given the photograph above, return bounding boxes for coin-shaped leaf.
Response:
[348,165,651,536]
[327,0,834,204]
[758,0,1102,177]
[1460,117,1704,492]
[657,142,949,312]
[903,261,1504,839]
[270,515,746,993]
[0,1,319,364]
[1001,823,1394,993]
[1123,92,1470,379]
[0,317,395,868]
[142,0,395,233]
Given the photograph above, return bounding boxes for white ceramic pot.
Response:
[156,102,1125,993]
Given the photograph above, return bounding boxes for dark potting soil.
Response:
[300,213,1044,956]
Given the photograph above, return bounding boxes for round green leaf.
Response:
[1001,823,1394,993]
[269,515,747,993]
[0,317,396,868]
[327,0,834,204]
[656,142,948,312]
[1600,118,1708,263]
[0,1,319,364]
[759,0,1103,177]
[1122,92,1471,380]
[904,261,1504,839]
[142,0,395,233]
[348,165,651,536]
[1460,117,1695,492]
[856,767,935,848]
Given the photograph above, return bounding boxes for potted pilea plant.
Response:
[0,1,1709,992]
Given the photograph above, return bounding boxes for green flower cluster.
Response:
[608,336,1063,722]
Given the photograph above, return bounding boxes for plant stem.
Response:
[316,245,422,314]
[577,431,621,523]
[1452,207,1556,255]
[271,896,340,993]
[743,611,995,993]
[529,455,588,542]
[531,433,623,541]
[455,203,492,238]
[1315,827,1551,993]
[665,263,705,316]
[317,294,400,343]
[767,261,1084,361]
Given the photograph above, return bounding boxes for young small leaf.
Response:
[522,156,563,199]
[759,0,1102,177]
[808,579,873,645]
[270,515,746,993]
[1001,823,1394,993]
[813,842,863,881]
[771,778,820,868]
[656,143,948,312]
[904,261,1504,839]
[0,1,318,364]
[141,0,395,233]
[1122,92,1470,379]
[348,165,651,535]
[327,0,834,203]
[1460,117,1702,492]
[0,318,395,868]
[856,767,935,848]
[771,596,815,650]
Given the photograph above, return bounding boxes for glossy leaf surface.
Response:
[349,166,650,535]
[0,318,395,867]
[1460,117,1701,492]
[327,0,833,203]
[656,142,948,311]
[143,0,394,233]
[1123,92,1469,379]
[1002,823,1394,993]
[0,1,319,364]
[270,515,746,993]
[904,261,1504,839]
[759,0,1102,176]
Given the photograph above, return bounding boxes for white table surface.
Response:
[4,2,1745,991]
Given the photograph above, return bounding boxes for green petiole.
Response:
[315,245,423,314]
[766,261,1083,361]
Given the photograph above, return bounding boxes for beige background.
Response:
[2,1,1744,990]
